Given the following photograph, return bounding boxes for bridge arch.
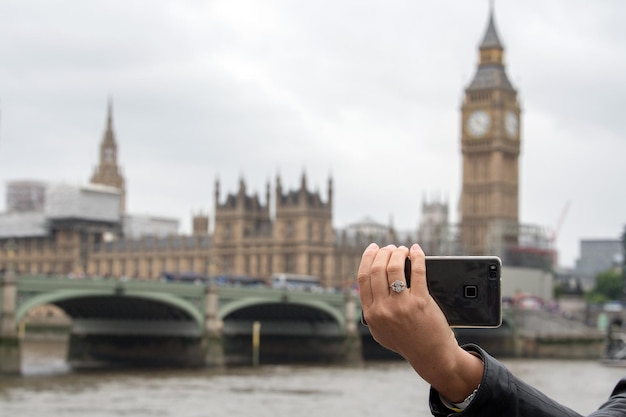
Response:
[16,290,204,327]
[219,297,345,329]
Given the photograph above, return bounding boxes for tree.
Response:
[586,269,623,303]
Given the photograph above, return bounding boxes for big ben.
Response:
[460,8,520,256]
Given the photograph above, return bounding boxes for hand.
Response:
[357,243,452,360]
[357,243,483,403]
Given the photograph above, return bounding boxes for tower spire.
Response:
[480,4,503,51]
[467,7,511,90]
[107,97,113,131]
[103,98,116,148]
[90,98,126,213]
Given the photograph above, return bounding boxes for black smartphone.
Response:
[413,256,502,328]
[360,256,502,328]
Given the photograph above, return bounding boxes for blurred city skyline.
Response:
[1,1,625,268]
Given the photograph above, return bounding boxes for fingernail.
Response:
[367,243,378,250]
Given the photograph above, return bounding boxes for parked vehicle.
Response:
[271,273,322,292]
[159,271,208,284]
[215,275,266,287]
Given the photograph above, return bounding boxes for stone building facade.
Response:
[73,171,342,286]
[212,174,335,285]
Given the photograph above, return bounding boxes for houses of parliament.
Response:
[0,10,553,289]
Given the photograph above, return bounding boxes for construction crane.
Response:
[551,201,571,267]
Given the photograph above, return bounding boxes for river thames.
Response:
[0,340,624,416]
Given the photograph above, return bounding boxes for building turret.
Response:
[214,177,220,206]
[327,176,333,208]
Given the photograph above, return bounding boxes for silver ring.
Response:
[389,280,406,293]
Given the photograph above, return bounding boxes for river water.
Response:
[1,340,624,416]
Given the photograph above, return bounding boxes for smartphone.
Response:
[360,256,502,328]
[416,256,502,328]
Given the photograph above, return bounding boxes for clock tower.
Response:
[460,8,521,256]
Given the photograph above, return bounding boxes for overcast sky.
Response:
[0,0,624,268]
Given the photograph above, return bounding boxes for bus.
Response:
[271,273,322,292]
[160,272,266,287]
[215,275,267,287]
[159,271,208,284]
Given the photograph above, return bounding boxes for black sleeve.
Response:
[589,378,626,417]
[429,344,583,417]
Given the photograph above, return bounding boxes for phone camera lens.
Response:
[488,264,498,279]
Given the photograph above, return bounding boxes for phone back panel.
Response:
[408,256,502,328]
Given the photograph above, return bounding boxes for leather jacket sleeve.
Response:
[594,379,626,416]
[428,344,626,417]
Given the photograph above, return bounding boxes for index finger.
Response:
[356,243,379,310]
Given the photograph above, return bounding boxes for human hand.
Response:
[356,243,453,360]
[357,243,483,403]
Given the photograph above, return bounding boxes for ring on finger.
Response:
[389,280,406,293]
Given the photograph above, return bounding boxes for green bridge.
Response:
[1,273,365,373]
[1,273,528,374]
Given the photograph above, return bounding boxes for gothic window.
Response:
[133,259,139,277]
[147,258,153,279]
[222,255,234,274]
[285,254,295,273]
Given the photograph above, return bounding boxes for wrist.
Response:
[435,347,484,403]
[440,385,480,412]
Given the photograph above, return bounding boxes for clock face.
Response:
[466,110,491,137]
[505,111,518,138]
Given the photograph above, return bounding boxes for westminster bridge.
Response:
[1,274,368,373]
[2,273,601,375]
